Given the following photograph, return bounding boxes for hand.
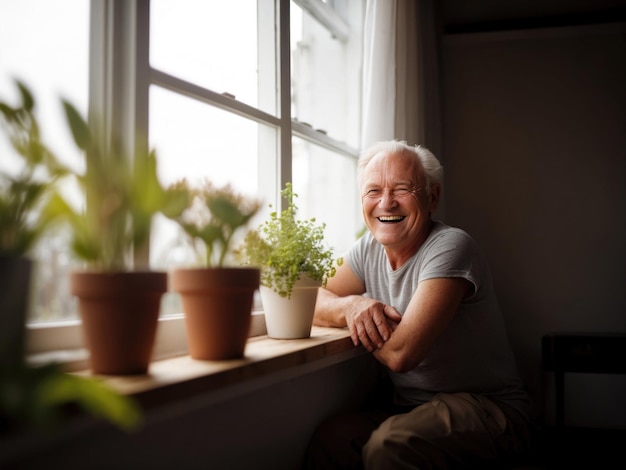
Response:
[346,301,402,352]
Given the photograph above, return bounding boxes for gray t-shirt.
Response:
[346,220,530,415]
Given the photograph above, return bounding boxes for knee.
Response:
[362,424,435,470]
[362,426,388,464]
[363,426,411,469]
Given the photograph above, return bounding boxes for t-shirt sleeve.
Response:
[419,229,483,297]
[344,231,371,284]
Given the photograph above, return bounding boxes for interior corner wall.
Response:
[439,24,626,427]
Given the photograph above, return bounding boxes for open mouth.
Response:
[377,215,405,223]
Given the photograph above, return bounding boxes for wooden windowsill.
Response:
[83,326,364,410]
[3,327,369,467]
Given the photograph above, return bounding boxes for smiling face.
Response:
[360,149,439,268]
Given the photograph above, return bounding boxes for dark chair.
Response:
[542,332,626,428]
[536,332,626,468]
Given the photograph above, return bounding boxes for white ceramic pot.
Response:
[260,275,321,339]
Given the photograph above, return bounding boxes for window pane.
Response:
[150,0,275,114]
[0,0,89,323]
[149,84,272,264]
[292,137,360,258]
[291,1,361,147]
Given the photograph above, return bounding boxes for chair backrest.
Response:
[542,332,626,427]
[542,333,626,374]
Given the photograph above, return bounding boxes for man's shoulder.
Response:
[429,220,473,243]
[356,229,378,247]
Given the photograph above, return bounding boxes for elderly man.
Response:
[307,140,532,469]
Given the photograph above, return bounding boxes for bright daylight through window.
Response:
[0,0,364,357]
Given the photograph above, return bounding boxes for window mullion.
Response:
[88,0,110,144]
[278,0,292,211]
[291,121,358,158]
[257,0,280,209]
[89,0,151,267]
[135,0,150,151]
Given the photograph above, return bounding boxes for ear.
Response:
[429,184,441,213]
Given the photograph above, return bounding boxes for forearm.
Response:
[314,287,402,355]
[313,287,365,328]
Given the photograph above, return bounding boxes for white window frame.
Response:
[26,0,362,367]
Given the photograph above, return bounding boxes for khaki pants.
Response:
[305,392,531,470]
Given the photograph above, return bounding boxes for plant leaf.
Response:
[62,100,92,151]
[16,80,34,112]
[35,368,142,431]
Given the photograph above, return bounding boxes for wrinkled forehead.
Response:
[360,150,423,187]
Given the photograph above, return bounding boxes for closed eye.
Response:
[393,188,412,197]
[362,187,418,199]
[364,189,383,198]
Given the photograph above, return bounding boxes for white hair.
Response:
[358,140,443,193]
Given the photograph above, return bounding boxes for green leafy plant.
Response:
[0,362,141,434]
[45,101,189,270]
[0,81,142,434]
[172,180,262,267]
[238,183,341,298]
[0,80,69,256]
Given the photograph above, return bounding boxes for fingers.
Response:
[383,304,403,322]
[355,318,384,351]
[348,302,398,352]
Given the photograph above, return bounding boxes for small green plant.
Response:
[172,180,262,267]
[45,101,189,271]
[238,183,341,298]
[0,80,69,256]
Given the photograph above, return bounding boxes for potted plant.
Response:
[0,80,69,372]
[0,81,141,434]
[46,100,189,375]
[169,180,262,360]
[237,183,340,339]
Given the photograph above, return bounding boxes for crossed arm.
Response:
[313,263,471,373]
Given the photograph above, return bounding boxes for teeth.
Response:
[378,216,405,222]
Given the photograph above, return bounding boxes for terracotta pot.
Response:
[0,255,32,371]
[70,270,167,375]
[171,267,260,360]
[260,275,321,339]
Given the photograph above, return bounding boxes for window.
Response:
[1,0,364,358]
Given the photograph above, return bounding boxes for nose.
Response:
[379,190,399,208]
